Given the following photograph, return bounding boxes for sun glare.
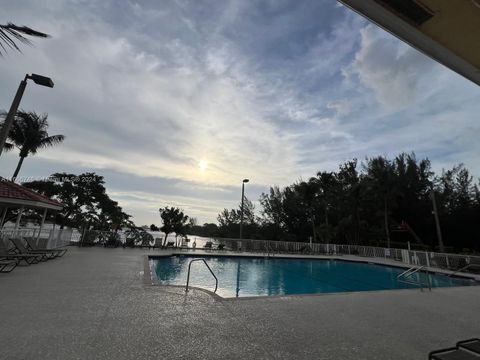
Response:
[198,160,208,171]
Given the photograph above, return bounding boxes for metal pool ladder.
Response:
[397,265,431,291]
[185,258,218,293]
[265,242,275,258]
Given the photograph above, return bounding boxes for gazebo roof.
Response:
[0,177,63,211]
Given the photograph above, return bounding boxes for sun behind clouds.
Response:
[198,159,208,171]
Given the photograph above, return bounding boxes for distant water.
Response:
[68,229,214,247]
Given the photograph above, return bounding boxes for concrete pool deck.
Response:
[1,247,479,359]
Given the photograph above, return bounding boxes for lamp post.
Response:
[0,73,54,157]
[239,178,249,239]
[430,189,445,252]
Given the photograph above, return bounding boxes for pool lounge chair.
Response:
[0,239,42,265]
[24,237,67,257]
[204,241,213,249]
[429,338,480,359]
[430,347,477,360]
[457,339,480,356]
[139,239,152,249]
[9,238,56,261]
[153,238,163,249]
[0,259,18,273]
[38,237,67,251]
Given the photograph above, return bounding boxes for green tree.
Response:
[363,156,397,247]
[217,197,258,238]
[335,159,362,244]
[259,186,285,240]
[22,172,132,230]
[434,164,478,251]
[193,152,480,252]
[217,208,239,228]
[95,196,131,232]
[159,207,189,246]
[389,153,433,246]
[1,111,65,180]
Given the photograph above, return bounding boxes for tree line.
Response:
[5,151,480,253]
[190,153,480,253]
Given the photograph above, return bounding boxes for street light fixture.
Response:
[29,73,55,88]
[239,178,249,240]
[0,73,54,157]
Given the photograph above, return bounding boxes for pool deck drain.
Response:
[1,246,479,359]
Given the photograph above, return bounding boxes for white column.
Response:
[37,208,48,244]
[14,206,24,237]
[51,214,57,248]
[0,206,8,228]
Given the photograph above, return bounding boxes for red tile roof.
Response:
[0,177,63,209]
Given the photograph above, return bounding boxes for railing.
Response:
[396,265,431,291]
[16,224,476,275]
[448,261,480,277]
[264,241,275,257]
[75,229,125,247]
[0,227,73,248]
[73,229,162,247]
[185,258,218,293]
[212,237,480,273]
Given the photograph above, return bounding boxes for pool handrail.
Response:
[185,258,218,293]
[396,265,431,291]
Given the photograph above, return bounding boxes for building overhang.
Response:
[0,177,64,212]
[339,0,480,86]
[0,197,63,211]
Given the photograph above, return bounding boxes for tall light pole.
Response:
[239,178,249,239]
[0,73,54,157]
[430,189,445,252]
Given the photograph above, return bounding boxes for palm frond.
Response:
[3,142,14,152]
[0,113,15,152]
[37,134,66,149]
[0,23,50,56]
[6,110,65,156]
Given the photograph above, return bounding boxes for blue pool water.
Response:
[151,255,476,298]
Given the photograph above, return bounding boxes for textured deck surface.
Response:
[1,247,479,359]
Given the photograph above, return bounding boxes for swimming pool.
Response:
[151,255,477,298]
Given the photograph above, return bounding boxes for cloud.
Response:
[1,1,299,186]
[1,0,479,226]
[344,25,435,111]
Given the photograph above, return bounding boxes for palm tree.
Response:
[1,111,65,180]
[0,23,49,56]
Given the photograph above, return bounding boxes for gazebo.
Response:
[0,177,63,237]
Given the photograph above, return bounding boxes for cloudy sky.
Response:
[1,0,479,226]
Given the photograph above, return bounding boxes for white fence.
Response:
[6,226,475,273]
[213,237,480,272]
[0,227,73,248]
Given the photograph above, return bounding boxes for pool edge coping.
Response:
[144,251,480,301]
